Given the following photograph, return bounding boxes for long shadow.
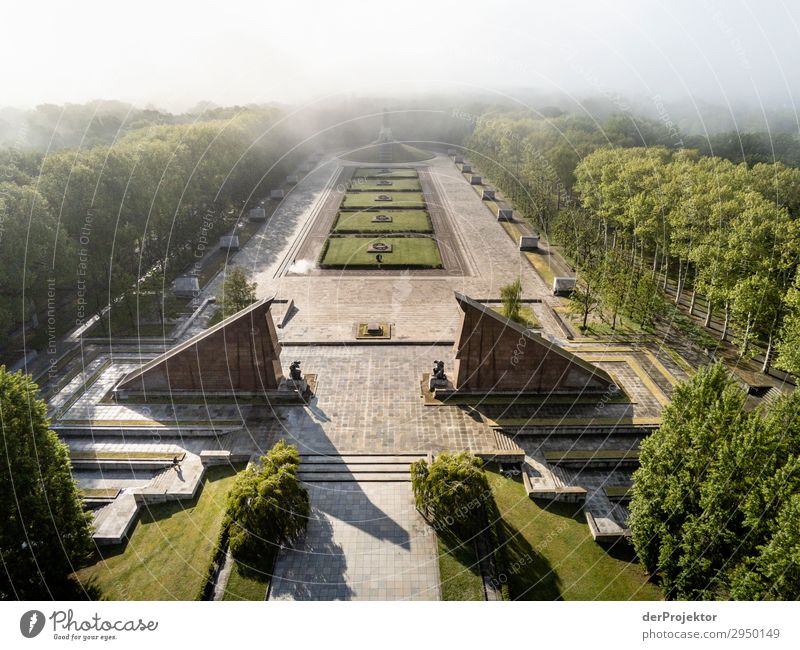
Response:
[268,511,353,600]
[497,515,563,600]
[52,575,104,601]
[268,403,412,550]
[601,535,640,563]
[438,527,482,588]
[483,468,564,600]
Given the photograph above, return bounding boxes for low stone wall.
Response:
[474,449,525,464]
[200,450,252,466]
[585,511,631,543]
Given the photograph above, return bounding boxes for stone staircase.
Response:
[493,430,524,452]
[522,455,587,503]
[297,453,426,483]
[549,464,572,489]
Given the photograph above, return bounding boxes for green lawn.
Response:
[75,465,240,600]
[343,143,434,163]
[333,210,432,233]
[342,191,426,209]
[320,236,442,268]
[222,558,271,601]
[491,305,540,329]
[560,308,648,338]
[354,167,419,179]
[487,468,661,601]
[437,534,484,600]
[349,178,421,191]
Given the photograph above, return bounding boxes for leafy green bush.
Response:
[411,452,491,538]
[225,441,310,567]
[500,279,523,323]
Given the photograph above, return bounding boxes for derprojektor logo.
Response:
[20,610,46,638]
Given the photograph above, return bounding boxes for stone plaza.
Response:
[41,146,692,599]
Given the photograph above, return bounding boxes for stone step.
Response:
[299,454,424,465]
[298,471,410,482]
[299,463,413,473]
[550,465,572,489]
[493,430,524,452]
[54,424,241,437]
[70,458,177,471]
[296,454,423,482]
[92,493,140,545]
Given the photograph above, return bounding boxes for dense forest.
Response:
[0,106,302,357]
[466,110,800,375]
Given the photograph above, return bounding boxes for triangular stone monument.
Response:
[117,297,283,394]
[452,292,615,393]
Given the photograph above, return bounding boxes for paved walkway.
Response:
[255,344,495,455]
[268,482,439,600]
[254,154,548,343]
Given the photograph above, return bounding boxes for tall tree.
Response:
[630,364,800,600]
[776,276,800,376]
[217,266,257,319]
[0,367,94,599]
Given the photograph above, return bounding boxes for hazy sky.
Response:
[3,0,799,111]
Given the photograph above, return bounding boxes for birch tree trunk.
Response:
[675,258,684,304]
[689,268,697,315]
[721,300,731,341]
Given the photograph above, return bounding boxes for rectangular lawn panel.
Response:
[333,210,432,233]
[487,467,661,600]
[350,178,421,192]
[320,236,442,268]
[74,465,240,600]
[354,167,419,178]
[342,191,425,209]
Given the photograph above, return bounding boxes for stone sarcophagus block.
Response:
[552,277,577,296]
[248,206,266,222]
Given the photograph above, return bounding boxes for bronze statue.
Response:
[289,360,302,381]
[432,360,446,381]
